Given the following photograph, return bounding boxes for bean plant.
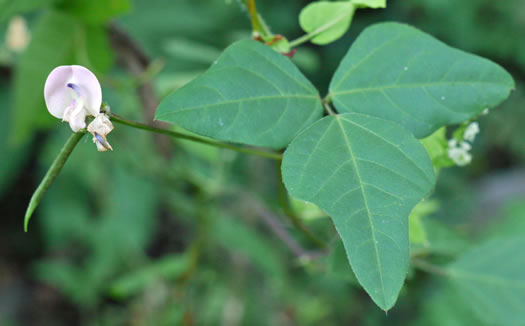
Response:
[9,0,522,323]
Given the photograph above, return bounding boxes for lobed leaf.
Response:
[281,113,435,310]
[156,40,323,149]
[329,22,515,138]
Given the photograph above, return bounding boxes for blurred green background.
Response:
[0,0,524,325]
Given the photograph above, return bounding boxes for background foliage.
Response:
[0,0,524,325]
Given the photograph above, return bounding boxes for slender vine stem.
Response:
[24,131,86,231]
[109,113,283,160]
[323,99,337,116]
[288,11,352,48]
[411,258,449,276]
[241,0,272,38]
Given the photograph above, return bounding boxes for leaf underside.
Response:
[282,113,435,310]
[299,1,355,45]
[329,22,515,138]
[155,40,323,149]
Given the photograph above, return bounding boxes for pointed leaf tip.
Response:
[281,113,435,310]
[329,22,514,138]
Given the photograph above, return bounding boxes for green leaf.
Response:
[329,22,515,138]
[270,37,291,54]
[12,10,78,144]
[156,40,323,149]
[109,254,189,299]
[281,113,435,310]
[298,1,355,45]
[409,200,439,246]
[59,0,131,24]
[351,0,386,8]
[289,196,328,221]
[163,38,221,64]
[83,25,115,74]
[327,241,358,285]
[419,218,469,256]
[420,127,454,169]
[0,0,57,22]
[213,215,286,283]
[0,81,27,193]
[484,200,525,240]
[413,282,487,326]
[447,237,525,325]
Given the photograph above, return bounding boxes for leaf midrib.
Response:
[330,80,509,96]
[335,115,387,307]
[340,116,433,184]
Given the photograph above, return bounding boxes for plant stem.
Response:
[241,0,272,38]
[109,113,283,160]
[411,258,449,276]
[288,11,352,48]
[24,131,86,231]
[323,100,337,116]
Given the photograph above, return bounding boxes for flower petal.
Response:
[44,65,102,119]
[63,106,87,132]
[44,65,75,119]
[70,65,102,116]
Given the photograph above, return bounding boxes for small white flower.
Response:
[448,140,472,166]
[463,122,479,142]
[460,141,471,151]
[87,113,114,152]
[448,147,472,166]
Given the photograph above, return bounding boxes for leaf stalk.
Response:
[109,113,283,160]
[411,258,449,276]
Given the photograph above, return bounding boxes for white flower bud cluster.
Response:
[447,122,479,167]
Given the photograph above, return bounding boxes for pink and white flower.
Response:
[44,65,114,151]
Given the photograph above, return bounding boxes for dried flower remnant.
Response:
[6,16,30,52]
[87,113,114,151]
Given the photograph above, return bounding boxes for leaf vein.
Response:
[335,116,387,306]
[342,118,433,184]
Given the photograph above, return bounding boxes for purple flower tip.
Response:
[66,83,81,96]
